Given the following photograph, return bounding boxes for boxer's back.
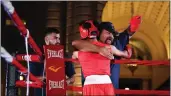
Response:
[78,41,111,78]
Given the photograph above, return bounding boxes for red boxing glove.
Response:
[129,15,142,33]
[125,45,132,59]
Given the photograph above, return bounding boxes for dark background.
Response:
[1,2,48,96]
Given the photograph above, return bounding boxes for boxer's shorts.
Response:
[83,75,115,95]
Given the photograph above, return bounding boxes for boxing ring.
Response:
[1,0,170,96]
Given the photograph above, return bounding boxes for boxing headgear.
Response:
[79,20,99,39]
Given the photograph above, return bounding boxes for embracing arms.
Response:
[72,42,132,59]
[109,45,132,58]
[72,40,114,59]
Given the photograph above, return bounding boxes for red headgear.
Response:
[79,20,99,39]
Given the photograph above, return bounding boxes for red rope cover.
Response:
[16,54,41,62]
[67,86,170,95]
[65,58,170,66]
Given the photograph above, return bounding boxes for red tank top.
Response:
[78,41,111,78]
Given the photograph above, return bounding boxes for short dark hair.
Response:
[44,27,60,37]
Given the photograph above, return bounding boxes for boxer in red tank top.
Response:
[72,20,131,95]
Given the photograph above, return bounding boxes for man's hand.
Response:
[72,51,78,59]
[99,46,114,60]
[66,76,75,85]
[37,76,46,81]
[124,45,132,59]
[37,76,46,84]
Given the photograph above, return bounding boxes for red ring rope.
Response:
[15,55,170,66]
[65,58,170,66]
[16,54,41,62]
[67,86,170,95]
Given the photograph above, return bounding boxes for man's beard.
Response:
[49,43,59,45]
[49,40,60,45]
[104,37,113,45]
